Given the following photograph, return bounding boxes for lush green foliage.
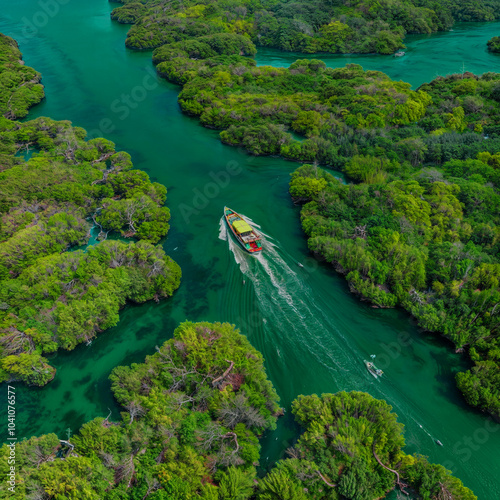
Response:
[2,322,280,499]
[0,239,180,386]
[115,0,500,53]
[153,45,435,162]
[456,356,500,418]
[0,33,44,119]
[282,391,405,499]
[0,36,180,386]
[292,151,500,417]
[1,330,474,499]
[153,35,500,419]
[487,35,500,52]
[0,17,488,500]
[282,73,500,420]
[111,2,149,24]
[257,392,475,500]
[138,6,500,420]
[0,118,181,387]
[0,117,171,256]
[401,454,478,500]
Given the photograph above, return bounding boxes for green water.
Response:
[1,3,500,497]
[256,22,500,88]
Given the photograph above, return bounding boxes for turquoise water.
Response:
[1,3,499,497]
[256,22,500,88]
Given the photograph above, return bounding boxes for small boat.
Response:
[436,440,443,446]
[224,207,262,254]
[394,51,405,57]
[364,358,383,378]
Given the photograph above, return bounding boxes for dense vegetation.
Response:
[0,240,180,386]
[286,71,500,421]
[1,322,281,499]
[263,391,476,500]
[0,322,475,499]
[294,159,500,418]
[0,36,180,386]
[113,0,500,53]
[0,33,44,119]
[0,22,483,499]
[487,35,500,52]
[152,42,432,162]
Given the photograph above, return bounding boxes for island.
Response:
[487,35,500,52]
[112,0,500,54]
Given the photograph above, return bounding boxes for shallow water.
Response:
[1,3,499,497]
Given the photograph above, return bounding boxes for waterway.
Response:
[1,3,499,497]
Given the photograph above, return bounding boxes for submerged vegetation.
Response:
[0,322,476,499]
[0,37,180,386]
[113,0,500,54]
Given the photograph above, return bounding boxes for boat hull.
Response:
[224,207,262,254]
[364,360,383,379]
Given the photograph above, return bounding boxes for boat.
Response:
[224,207,262,254]
[364,357,383,378]
[436,440,443,446]
[394,51,405,57]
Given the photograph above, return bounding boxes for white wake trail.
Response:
[218,217,227,241]
[221,215,356,377]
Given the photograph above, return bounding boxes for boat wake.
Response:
[220,214,447,454]
[410,417,443,445]
[219,216,360,383]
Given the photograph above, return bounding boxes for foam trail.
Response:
[223,216,453,483]
[222,215,358,378]
[410,417,435,441]
[218,217,228,241]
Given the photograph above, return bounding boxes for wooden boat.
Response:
[394,51,405,57]
[364,359,383,378]
[224,207,262,254]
